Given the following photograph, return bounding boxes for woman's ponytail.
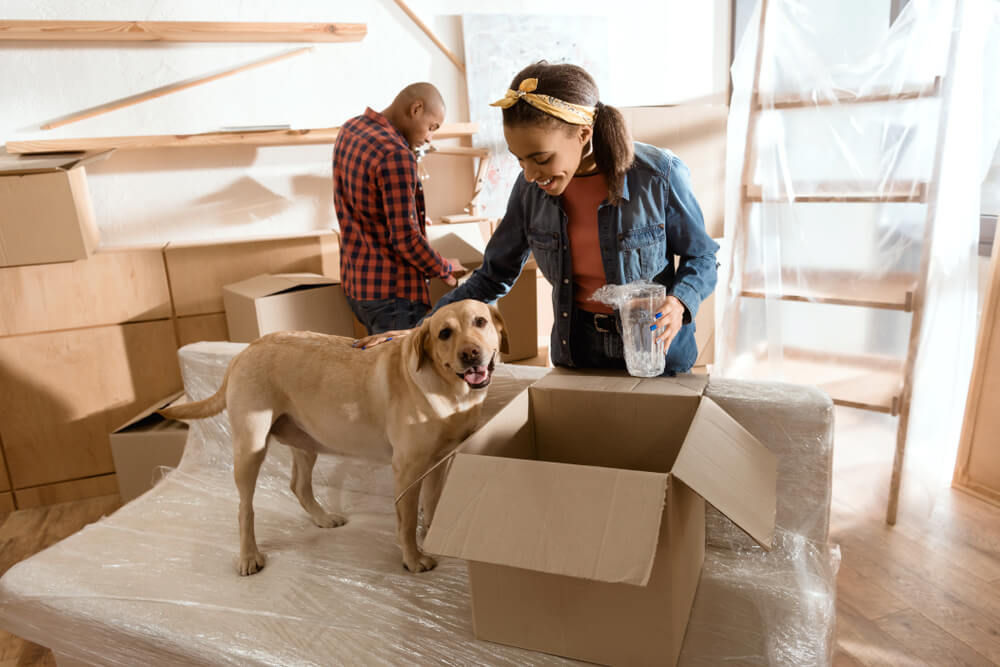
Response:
[591,102,634,204]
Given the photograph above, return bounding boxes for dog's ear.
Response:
[489,304,510,354]
[407,320,431,372]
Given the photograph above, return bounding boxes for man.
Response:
[333,82,466,335]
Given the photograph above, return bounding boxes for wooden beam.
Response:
[42,47,313,130]
[5,122,478,154]
[0,20,367,43]
[392,0,466,74]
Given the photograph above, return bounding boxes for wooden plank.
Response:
[743,346,903,414]
[13,474,119,510]
[0,321,182,489]
[744,182,927,203]
[835,599,925,667]
[391,0,465,74]
[953,233,1000,507]
[0,247,171,337]
[875,609,996,667]
[44,47,314,130]
[164,232,339,317]
[757,78,940,110]
[741,270,917,311]
[176,313,229,347]
[0,440,8,493]
[428,145,489,157]
[0,20,367,43]
[5,122,478,154]
[836,563,908,620]
[0,492,12,514]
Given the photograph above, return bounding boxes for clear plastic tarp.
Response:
[717,0,999,520]
[0,342,838,665]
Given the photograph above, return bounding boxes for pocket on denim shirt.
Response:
[527,228,561,277]
[619,223,667,281]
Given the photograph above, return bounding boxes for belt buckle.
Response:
[594,313,614,333]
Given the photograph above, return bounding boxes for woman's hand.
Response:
[352,329,412,350]
[651,295,685,351]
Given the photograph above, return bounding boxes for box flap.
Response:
[222,272,337,299]
[424,453,668,586]
[671,397,777,550]
[111,391,187,433]
[0,150,114,175]
[427,231,484,266]
[536,369,707,397]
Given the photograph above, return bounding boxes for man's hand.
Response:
[443,258,468,287]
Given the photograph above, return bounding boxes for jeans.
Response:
[346,296,429,335]
[566,307,696,376]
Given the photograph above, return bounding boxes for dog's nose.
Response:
[460,346,482,365]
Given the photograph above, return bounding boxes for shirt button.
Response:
[562,339,567,345]
[562,312,568,318]
[562,278,569,284]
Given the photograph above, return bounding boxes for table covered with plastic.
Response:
[0,342,839,666]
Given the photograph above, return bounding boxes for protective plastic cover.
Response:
[0,342,838,665]
[717,0,999,518]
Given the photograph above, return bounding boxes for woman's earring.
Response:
[583,136,594,158]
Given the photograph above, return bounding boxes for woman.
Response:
[366,61,718,374]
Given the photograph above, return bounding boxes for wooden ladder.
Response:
[729,0,964,524]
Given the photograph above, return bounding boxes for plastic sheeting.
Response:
[717,0,997,519]
[0,342,838,666]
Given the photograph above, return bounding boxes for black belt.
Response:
[577,309,619,334]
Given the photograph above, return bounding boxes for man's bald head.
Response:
[383,82,446,149]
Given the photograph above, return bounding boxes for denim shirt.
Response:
[436,142,719,370]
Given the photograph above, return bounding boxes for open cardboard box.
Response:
[0,151,112,267]
[426,223,539,362]
[425,370,777,666]
[110,392,189,503]
[222,272,355,343]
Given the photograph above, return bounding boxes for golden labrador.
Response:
[159,299,508,575]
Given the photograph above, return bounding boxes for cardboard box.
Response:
[222,273,356,343]
[622,105,728,239]
[426,223,539,362]
[425,371,776,666]
[0,151,111,267]
[110,393,189,503]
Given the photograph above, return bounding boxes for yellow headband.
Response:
[490,78,596,126]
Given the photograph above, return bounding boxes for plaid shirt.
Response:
[333,108,452,304]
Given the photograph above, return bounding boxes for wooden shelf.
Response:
[4,123,478,154]
[0,20,367,43]
[741,270,918,311]
[755,78,940,110]
[741,346,904,414]
[744,182,927,204]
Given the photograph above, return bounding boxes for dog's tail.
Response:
[158,371,228,421]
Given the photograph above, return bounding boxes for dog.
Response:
[159,299,508,576]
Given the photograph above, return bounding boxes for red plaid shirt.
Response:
[333,108,452,304]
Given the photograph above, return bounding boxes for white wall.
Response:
[0,1,729,247]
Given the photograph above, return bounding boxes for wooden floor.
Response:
[1,406,998,666]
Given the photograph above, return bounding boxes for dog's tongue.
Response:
[464,366,489,385]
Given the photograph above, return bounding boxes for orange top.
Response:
[563,172,613,313]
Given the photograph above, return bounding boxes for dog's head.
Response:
[407,299,509,389]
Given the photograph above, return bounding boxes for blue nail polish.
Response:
[649,324,657,331]
[386,337,393,341]
[654,312,663,320]
[361,345,366,350]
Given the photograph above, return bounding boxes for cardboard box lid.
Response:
[537,369,709,397]
[111,391,188,433]
[427,231,485,267]
[671,397,777,550]
[222,273,337,299]
[0,150,114,176]
[424,453,669,586]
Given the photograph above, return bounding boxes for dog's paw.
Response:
[313,512,347,529]
[238,551,266,576]
[403,553,438,573]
